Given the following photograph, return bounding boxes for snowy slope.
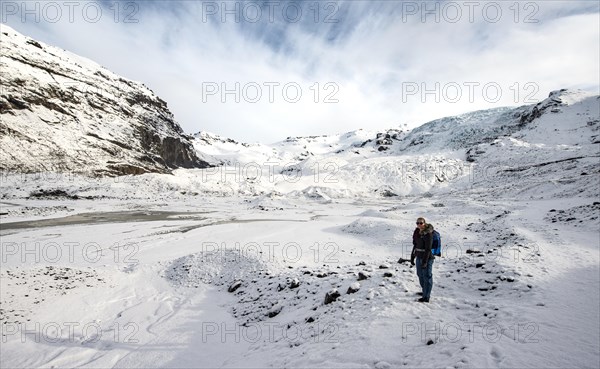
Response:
[0,24,210,175]
[446,90,600,200]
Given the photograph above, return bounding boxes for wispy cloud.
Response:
[2,0,598,143]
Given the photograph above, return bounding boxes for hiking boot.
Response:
[418,297,429,303]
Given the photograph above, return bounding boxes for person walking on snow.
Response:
[411,217,435,303]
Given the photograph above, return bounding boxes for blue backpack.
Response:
[432,230,442,256]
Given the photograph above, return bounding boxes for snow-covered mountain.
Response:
[194,127,410,165]
[1,87,596,202]
[0,25,210,175]
[185,89,598,199]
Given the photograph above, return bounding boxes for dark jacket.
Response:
[411,223,434,266]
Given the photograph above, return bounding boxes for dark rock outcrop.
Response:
[324,289,341,305]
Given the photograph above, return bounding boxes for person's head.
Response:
[416,217,427,230]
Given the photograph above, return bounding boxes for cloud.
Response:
[2,0,598,143]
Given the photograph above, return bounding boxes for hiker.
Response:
[411,217,435,303]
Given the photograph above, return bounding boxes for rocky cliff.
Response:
[0,25,210,176]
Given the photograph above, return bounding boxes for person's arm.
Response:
[422,232,433,267]
[410,229,418,265]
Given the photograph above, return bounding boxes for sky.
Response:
[1,0,599,143]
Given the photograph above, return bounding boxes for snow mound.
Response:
[164,250,269,287]
[341,217,401,246]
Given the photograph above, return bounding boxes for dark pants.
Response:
[416,257,434,300]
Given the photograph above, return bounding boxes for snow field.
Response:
[1,194,598,368]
